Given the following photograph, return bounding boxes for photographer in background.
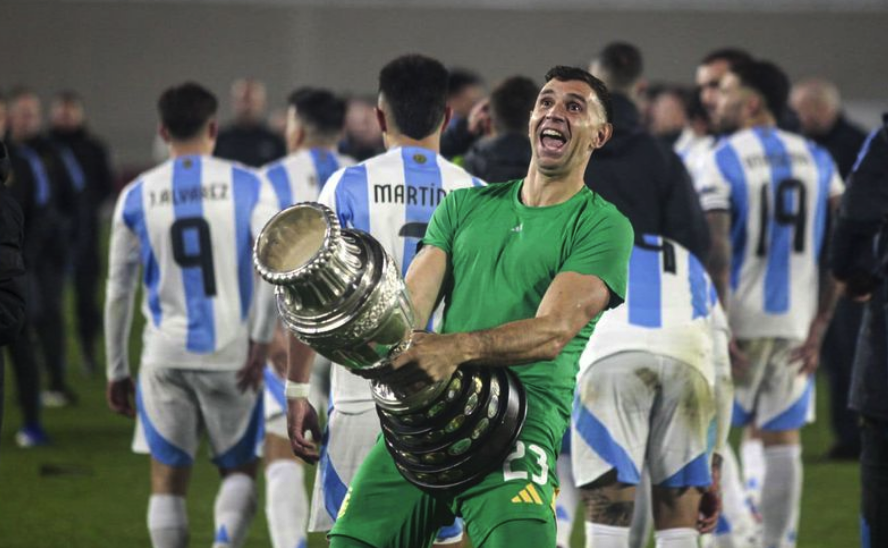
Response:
[829,114,888,548]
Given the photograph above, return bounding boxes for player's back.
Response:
[698,126,842,340]
[318,145,484,412]
[117,154,275,368]
[584,234,718,385]
[264,147,355,209]
[320,146,484,276]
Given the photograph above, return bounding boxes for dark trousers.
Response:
[32,248,67,391]
[861,416,888,547]
[73,234,101,365]
[823,297,864,450]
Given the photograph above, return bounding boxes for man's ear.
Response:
[158,123,170,143]
[440,106,453,135]
[375,106,388,135]
[207,119,218,140]
[590,123,613,150]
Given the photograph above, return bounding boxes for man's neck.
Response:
[742,112,776,131]
[295,138,338,154]
[521,161,586,207]
[385,132,440,153]
[169,140,213,158]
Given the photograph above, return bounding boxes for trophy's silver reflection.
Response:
[253,203,446,411]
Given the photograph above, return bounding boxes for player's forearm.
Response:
[450,314,579,367]
[286,331,316,383]
[104,268,138,381]
[705,213,732,310]
[405,245,448,329]
[810,274,839,341]
[711,327,734,454]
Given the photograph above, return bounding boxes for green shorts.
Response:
[329,418,561,548]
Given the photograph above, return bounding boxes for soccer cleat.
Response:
[42,388,78,408]
[15,424,50,448]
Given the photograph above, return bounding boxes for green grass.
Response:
[0,227,861,546]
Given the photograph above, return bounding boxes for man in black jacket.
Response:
[214,78,286,167]
[586,42,710,262]
[0,138,28,447]
[829,114,888,547]
[463,76,538,183]
[49,90,114,376]
[791,78,870,459]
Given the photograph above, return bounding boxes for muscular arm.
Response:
[392,270,613,382]
[403,244,449,330]
[705,211,732,311]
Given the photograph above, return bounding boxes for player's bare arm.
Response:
[791,195,843,374]
[285,331,322,463]
[391,270,611,383]
[403,244,449,329]
[705,210,749,373]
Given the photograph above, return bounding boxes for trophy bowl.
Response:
[253,202,526,490]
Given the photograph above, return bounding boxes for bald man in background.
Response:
[791,78,868,461]
[214,78,286,167]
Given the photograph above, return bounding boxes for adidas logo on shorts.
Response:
[511,483,544,505]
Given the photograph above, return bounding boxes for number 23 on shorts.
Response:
[503,441,549,485]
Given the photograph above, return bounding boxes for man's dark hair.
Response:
[490,76,539,134]
[544,66,613,125]
[731,60,790,119]
[287,87,347,138]
[595,42,643,90]
[378,54,449,140]
[447,68,482,98]
[53,89,83,105]
[157,82,218,141]
[700,48,753,69]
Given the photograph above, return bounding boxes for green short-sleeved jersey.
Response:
[423,179,634,437]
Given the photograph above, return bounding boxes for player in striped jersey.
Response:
[260,87,352,548]
[697,60,842,548]
[571,235,732,548]
[282,54,482,546]
[104,83,279,548]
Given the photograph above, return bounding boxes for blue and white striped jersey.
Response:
[695,126,843,340]
[105,155,279,379]
[318,146,484,412]
[582,235,720,385]
[263,147,354,210]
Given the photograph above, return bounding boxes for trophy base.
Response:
[376,367,527,491]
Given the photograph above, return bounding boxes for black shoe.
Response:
[824,443,861,461]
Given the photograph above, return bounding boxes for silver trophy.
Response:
[254,203,526,490]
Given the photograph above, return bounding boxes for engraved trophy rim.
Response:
[253,202,341,285]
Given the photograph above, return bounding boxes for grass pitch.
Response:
[0,266,861,547]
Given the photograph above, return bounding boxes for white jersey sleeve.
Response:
[249,177,281,344]
[710,302,733,454]
[104,180,144,381]
[694,144,734,212]
[264,148,356,209]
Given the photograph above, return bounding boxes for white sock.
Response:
[265,460,308,548]
[629,469,653,548]
[586,522,629,548]
[555,454,578,548]
[655,527,699,548]
[717,445,759,547]
[761,445,802,548]
[740,438,764,509]
[148,494,188,548]
[213,473,257,548]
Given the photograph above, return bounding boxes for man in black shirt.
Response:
[791,78,869,459]
[586,42,710,262]
[829,115,888,546]
[49,90,114,376]
[214,78,286,167]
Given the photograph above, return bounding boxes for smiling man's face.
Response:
[529,78,611,178]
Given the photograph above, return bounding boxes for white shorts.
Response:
[308,408,380,532]
[263,365,288,439]
[571,352,716,488]
[307,406,466,542]
[732,338,815,431]
[133,367,263,469]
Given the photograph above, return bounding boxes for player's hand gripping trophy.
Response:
[254,203,525,490]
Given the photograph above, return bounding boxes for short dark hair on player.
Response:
[544,66,613,124]
[157,82,218,141]
[490,76,539,134]
[287,87,347,138]
[595,42,643,89]
[447,68,482,98]
[731,59,790,119]
[700,48,753,68]
[378,54,449,140]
